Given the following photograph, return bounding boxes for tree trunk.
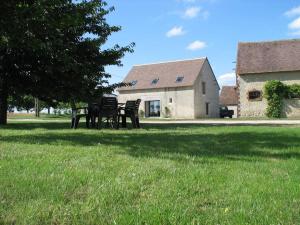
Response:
[35,98,40,117]
[48,107,50,114]
[0,81,8,125]
[71,100,76,109]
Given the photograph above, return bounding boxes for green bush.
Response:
[286,84,300,99]
[264,80,286,118]
[264,80,300,118]
[165,106,171,118]
[139,110,145,118]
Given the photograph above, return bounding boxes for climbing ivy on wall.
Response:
[264,80,300,118]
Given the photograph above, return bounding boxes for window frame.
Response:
[145,100,161,117]
[248,90,263,101]
[202,82,206,95]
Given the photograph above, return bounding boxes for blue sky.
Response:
[104,0,300,87]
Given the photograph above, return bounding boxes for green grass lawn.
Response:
[1,122,300,224]
[7,113,69,120]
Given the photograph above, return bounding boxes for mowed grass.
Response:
[1,122,300,225]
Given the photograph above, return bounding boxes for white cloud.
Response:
[186,40,206,50]
[217,72,236,87]
[166,26,186,37]
[285,7,300,36]
[184,7,201,18]
[289,30,300,36]
[288,17,300,30]
[285,6,300,17]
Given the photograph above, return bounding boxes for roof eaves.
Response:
[237,69,300,75]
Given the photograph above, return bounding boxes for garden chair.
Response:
[98,97,119,129]
[71,107,89,129]
[118,99,141,128]
[87,103,100,128]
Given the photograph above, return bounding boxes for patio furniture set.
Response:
[71,97,141,129]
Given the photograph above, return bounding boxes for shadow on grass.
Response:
[0,122,71,130]
[1,121,298,131]
[1,122,300,162]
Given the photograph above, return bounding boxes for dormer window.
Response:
[131,80,138,86]
[151,78,159,85]
[176,76,184,83]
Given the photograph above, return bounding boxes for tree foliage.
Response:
[0,0,134,124]
[9,95,35,113]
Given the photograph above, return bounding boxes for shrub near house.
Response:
[264,80,300,118]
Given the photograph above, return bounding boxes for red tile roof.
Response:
[118,58,206,91]
[237,39,300,75]
[219,86,238,106]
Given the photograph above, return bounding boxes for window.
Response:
[206,102,209,115]
[248,90,262,101]
[202,82,206,95]
[176,76,184,83]
[145,101,160,117]
[131,80,138,86]
[151,78,159,85]
[169,98,173,103]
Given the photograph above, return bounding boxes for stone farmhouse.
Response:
[236,39,300,117]
[118,58,220,119]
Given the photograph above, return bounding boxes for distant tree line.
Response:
[7,95,87,116]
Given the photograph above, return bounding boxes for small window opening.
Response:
[131,80,138,86]
[202,82,206,95]
[176,76,184,83]
[206,102,209,115]
[151,78,159,85]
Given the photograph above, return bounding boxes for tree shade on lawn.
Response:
[0,0,134,125]
[1,122,300,224]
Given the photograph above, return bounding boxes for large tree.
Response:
[0,0,134,124]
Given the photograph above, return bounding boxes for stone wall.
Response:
[238,71,300,117]
[194,60,220,118]
[118,87,195,119]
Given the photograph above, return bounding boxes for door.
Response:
[206,102,209,116]
[145,100,160,117]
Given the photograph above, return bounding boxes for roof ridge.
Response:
[238,39,300,45]
[133,57,206,67]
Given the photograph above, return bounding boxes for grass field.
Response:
[7,113,69,120]
[1,121,300,224]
